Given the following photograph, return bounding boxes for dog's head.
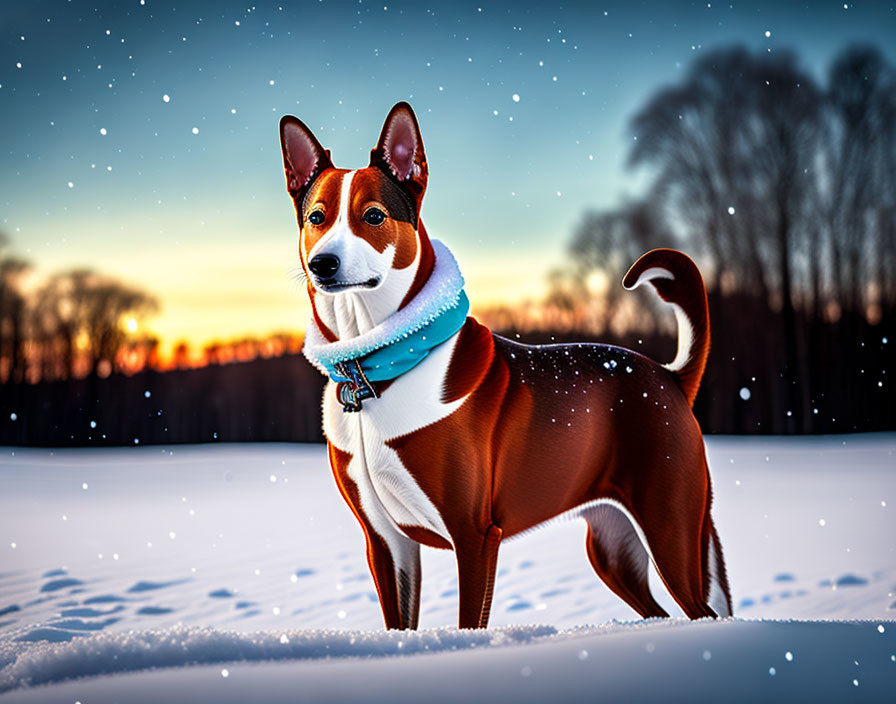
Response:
[279,103,431,310]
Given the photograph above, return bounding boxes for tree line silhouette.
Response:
[535,44,895,433]
[1,43,893,444]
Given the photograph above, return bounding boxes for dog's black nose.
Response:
[308,253,340,279]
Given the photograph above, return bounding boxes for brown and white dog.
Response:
[279,102,732,629]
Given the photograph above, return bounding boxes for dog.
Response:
[279,102,732,629]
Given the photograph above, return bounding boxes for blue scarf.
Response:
[303,239,469,385]
[327,290,469,383]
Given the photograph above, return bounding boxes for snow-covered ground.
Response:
[1,435,894,701]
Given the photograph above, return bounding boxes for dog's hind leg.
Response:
[630,479,719,620]
[582,503,668,618]
[704,518,733,617]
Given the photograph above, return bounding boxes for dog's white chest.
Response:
[322,331,465,546]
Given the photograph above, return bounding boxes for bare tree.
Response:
[31,270,158,379]
[562,198,676,333]
[628,47,825,429]
[0,233,31,384]
[825,46,896,318]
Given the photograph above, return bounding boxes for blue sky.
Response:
[1,0,894,350]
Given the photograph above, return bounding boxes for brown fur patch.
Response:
[397,524,452,550]
[300,169,349,258]
[346,168,418,270]
[399,222,435,310]
[309,283,338,342]
[441,318,495,403]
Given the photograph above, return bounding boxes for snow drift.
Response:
[1,435,894,700]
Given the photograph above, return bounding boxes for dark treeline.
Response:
[542,44,895,433]
[1,354,325,446]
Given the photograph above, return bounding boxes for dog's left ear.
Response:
[369,102,428,220]
[279,115,333,206]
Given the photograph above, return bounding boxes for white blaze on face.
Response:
[307,171,395,291]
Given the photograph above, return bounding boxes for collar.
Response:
[303,239,469,410]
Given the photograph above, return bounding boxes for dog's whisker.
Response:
[286,266,308,294]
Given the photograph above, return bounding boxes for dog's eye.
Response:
[308,210,325,226]
[362,208,386,226]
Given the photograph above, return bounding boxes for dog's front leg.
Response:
[328,442,421,629]
[454,524,502,628]
[362,528,421,630]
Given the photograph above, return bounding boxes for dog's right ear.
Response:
[279,116,333,206]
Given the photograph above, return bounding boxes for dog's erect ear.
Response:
[279,115,333,207]
[369,102,428,220]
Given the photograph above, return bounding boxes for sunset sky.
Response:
[2,1,894,353]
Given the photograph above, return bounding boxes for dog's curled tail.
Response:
[623,249,709,407]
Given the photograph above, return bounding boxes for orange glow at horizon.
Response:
[115,242,559,359]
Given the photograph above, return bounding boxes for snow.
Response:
[1,435,894,700]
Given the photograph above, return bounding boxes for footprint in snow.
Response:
[48,617,120,631]
[59,606,124,618]
[15,628,85,643]
[208,588,235,598]
[137,606,175,615]
[42,568,68,578]
[83,594,128,604]
[40,578,84,593]
[0,604,21,617]
[127,579,190,593]
[506,600,533,612]
[835,573,868,587]
[773,573,796,582]
[540,588,571,598]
